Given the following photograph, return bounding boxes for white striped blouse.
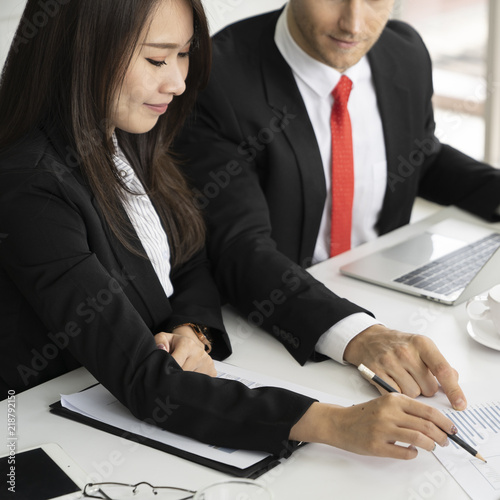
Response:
[112,136,174,298]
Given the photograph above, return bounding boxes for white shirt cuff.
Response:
[315,313,382,364]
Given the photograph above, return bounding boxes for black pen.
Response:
[357,363,487,463]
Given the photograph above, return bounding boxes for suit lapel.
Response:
[368,31,413,233]
[44,124,170,327]
[259,15,326,264]
[89,197,171,330]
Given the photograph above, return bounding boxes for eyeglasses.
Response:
[82,481,196,500]
[82,479,274,500]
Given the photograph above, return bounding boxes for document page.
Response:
[433,402,500,500]
[60,361,351,470]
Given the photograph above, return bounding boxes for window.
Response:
[397,0,489,162]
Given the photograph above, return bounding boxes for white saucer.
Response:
[467,320,500,351]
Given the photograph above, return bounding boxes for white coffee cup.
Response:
[466,284,500,335]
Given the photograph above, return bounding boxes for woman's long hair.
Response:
[0,0,211,266]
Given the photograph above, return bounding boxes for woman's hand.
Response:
[290,393,456,460]
[154,331,217,377]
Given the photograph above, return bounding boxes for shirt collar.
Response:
[111,133,136,190]
[274,4,372,99]
[112,134,132,170]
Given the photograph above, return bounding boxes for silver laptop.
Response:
[340,218,500,305]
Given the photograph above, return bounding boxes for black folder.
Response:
[49,385,299,479]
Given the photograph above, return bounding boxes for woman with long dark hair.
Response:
[0,0,458,459]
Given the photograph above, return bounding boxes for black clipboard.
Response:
[49,385,298,479]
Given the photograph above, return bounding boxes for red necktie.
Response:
[330,75,354,257]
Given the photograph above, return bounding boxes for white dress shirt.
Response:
[113,136,174,298]
[275,6,385,363]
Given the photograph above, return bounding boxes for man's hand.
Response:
[343,324,467,410]
[154,331,217,377]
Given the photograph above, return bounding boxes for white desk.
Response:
[1,206,499,500]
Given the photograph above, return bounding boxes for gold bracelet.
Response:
[173,323,212,353]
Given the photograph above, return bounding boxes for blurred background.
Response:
[1,0,498,165]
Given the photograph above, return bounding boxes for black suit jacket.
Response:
[176,11,500,365]
[0,125,314,454]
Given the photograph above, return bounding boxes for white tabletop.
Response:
[2,205,499,500]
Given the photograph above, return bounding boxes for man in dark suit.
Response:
[176,0,500,410]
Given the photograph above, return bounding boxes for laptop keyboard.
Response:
[393,233,500,295]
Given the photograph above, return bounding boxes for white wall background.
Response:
[0,0,25,70]
[0,0,286,72]
[203,0,286,35]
